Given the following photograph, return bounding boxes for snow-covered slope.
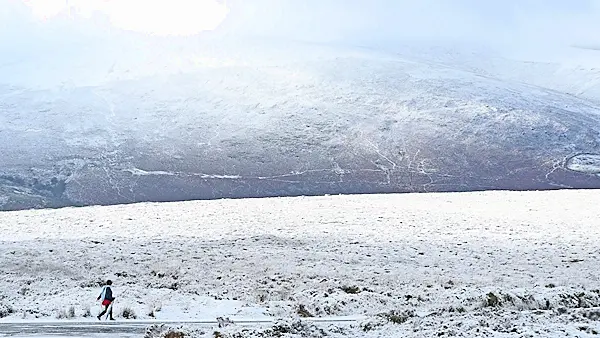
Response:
[1,190,600,337]
[381,42,600,104]
[1,38,600,210]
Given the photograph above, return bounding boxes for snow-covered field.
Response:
[1,189,600,337]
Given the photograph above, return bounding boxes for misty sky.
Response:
[223,0,600,47]
[1,0,599,56]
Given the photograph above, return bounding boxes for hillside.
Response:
[1,39,599,210]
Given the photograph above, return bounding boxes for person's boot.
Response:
[97,315,101,320]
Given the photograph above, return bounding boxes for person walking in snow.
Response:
[97,280,115,320]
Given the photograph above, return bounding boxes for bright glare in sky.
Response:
[22,0,229,35]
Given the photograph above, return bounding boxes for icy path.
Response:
[0,321,141,337]
[1,190,600,337]
[0,317,364,337]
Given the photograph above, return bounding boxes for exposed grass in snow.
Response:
[120,307,137,320]
[1,189,600,336]
[55,306,75,320]
[145,324,196,338]
[0,303,14,319]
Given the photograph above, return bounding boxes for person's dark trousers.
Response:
[97,303,114,320]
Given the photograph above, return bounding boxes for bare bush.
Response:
[120,307,137,319]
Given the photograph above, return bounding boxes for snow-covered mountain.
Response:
[1,38,600,210]
[378,42,600,104]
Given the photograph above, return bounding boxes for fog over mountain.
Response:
[0,0,599,210]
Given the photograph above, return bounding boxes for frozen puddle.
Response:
[566,153,600,175]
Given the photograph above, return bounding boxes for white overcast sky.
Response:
[224,0,600,47]
[1,0,599,56]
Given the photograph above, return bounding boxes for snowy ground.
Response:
[1,189,600,337]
